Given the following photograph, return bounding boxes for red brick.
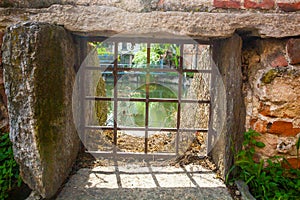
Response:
[282,158,300,169]
[213,0,241,9]
[278,1,300,12]
[244,0,275,9]
[286,38,300,64]
[269,121,300,137]
[270,55,288,67]
[250,118,258,127]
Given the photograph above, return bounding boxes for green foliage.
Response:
[0,133,22,200]
[118,83,177,128]
[228,129,300,200]
[132,44,180,68]
[90,42,112,55]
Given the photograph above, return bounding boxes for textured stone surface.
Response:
[244,38,300,164]
[244,0,275,9]
[0,0,60,8]
[214,0,241,9]
[0,5,300,39]
[0,31,9,133]
[57,164,232,200]
[287,38,300,64]
[1,0,300,12]
[210,34,245,178]
[2,22,80,198]
[277,0,300,12]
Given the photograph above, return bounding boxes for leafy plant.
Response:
[132,44,180,68]
[296,136,300,168]
[228,129,300,200]
[0,133,22,200]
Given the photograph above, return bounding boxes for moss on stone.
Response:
[33,25,66,188]
[95,77,107,125]
[261,69,278,84]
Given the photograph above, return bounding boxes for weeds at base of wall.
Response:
[227,129,300,200]
[0,133,22,200]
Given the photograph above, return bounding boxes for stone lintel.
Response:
[0,5,300,39]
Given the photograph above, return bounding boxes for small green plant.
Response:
[228,129,300,200]
[0,133,22,200]
[132,44,180,68]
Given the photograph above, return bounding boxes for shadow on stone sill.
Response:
[235,180,256,200]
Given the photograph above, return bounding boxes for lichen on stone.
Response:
[261,69,278,84]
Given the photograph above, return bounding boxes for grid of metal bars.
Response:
[79,37,211,159]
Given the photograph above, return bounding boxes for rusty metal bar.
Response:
[113,42,118,152]
[82,39,212,158]
[85,65,211,73]
[89,151,177,159]
[85,125,208,132]
[85,96,210,104]
[145,42,151,154]
[176,44,184,155]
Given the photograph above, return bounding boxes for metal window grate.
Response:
[78,37,211,159]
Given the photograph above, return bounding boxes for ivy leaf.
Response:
[255,142,266,148]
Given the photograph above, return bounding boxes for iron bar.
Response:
[85,125,208,132]
[145,42,151,154]
[81,37,212,158]
[85,65,211,73]
[85,96,210,104]
[113,42,118,152]
[176,44,184,155]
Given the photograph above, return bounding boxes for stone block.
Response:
[210,34,245,179]
[244,0,275,9]
[2,22,80,198]
[213,0,241,8]
[270,55,288,67]
[0,31,9,132]
[277,1,300,12]
[0,0,61,8]
[287,38,300,64]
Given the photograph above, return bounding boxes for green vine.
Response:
[0,133,22,200]
[228,129,300,200]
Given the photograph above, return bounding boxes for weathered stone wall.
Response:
[0,0,299,192]
[243,38,300,169]
[1,22,80,198]
[0,0,299,12]
[0,31,8,134]
[211,34,245,177]
[1,2,300,40]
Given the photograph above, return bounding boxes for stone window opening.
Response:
[2,22,245,198]
[75,36,212,163]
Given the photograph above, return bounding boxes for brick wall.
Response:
[0,0,300,12]
[244,38,300,169]
[214,0,300,11]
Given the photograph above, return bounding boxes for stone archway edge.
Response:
[1,5,300,39]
